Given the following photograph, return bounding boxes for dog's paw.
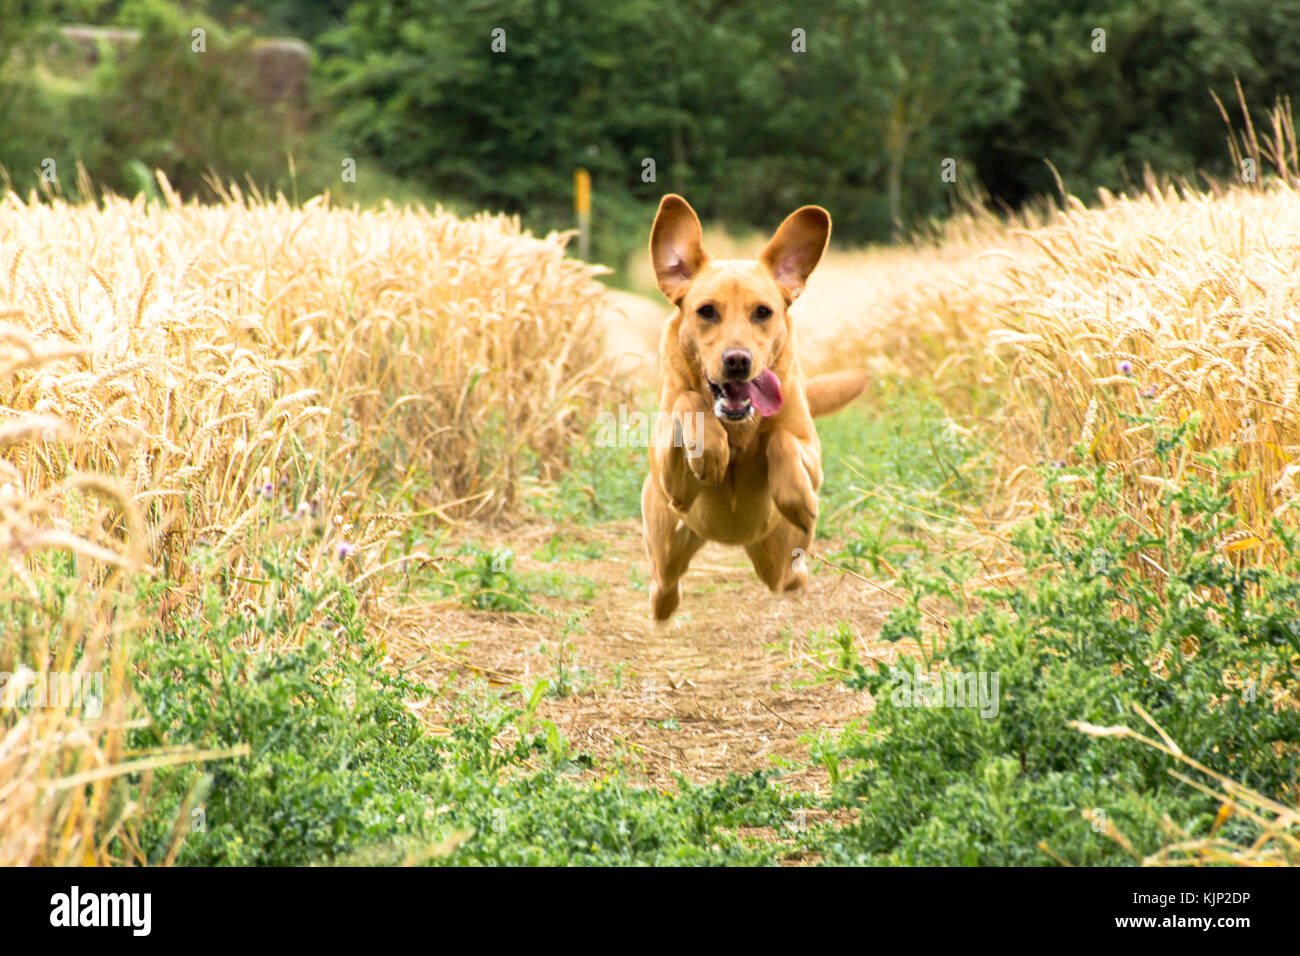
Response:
[782,568,809,592]
[773,486,818,537]
[687,444,728,486]
[676,409,728,486]
[651,581,682,620]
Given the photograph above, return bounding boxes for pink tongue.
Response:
[724,369,783,417]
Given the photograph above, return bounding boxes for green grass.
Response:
[532,537,607,563]
[517,568,601,603]
[815,378,996,569]
[388,540,602,611]
[524,426,647,528]
[807,425,1300,865]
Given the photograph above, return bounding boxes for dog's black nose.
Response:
[722,348,752,379]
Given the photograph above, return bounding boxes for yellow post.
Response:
[574,168,591,260]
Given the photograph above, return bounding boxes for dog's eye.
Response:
[754,305,772,320]
[696,304,717,320]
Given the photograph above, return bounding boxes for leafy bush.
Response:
[821,434,1300,865]
[320,0,1300,249]
[84,0,300,197]
[123,546,794,865]
[815,381,993,565]
[0,0,306,198]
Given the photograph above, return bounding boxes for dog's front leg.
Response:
[654,392,729,511]
[766,428,821,536]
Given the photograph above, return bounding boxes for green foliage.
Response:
[204,0,350,40]
[442,765,794,866]
[0,1,99,76]
[117,544,796,865]
[94,0,289,195]
[532,536,606,563]
[402,541,601,611]
[764,0,1021,232]
[1,0,442,208]
[532,637,595,698]
[819,432,1300,865]
[0,0,296,199]
[977,0,1300,204]
[816,380,992,566]
[131,623,445,865]
[321,0,713,264]
[525,418,647,526]
[9,0,1300,249]
[319,0,1300,249]
[444,544,538,612]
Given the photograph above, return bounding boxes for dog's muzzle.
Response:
[707,369,783,421]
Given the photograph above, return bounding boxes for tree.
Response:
[827,0,1020,234]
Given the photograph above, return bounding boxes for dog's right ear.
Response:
[760,205,831,303]
[650,195,709,303]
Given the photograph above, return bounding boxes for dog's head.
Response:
[650,194,830,422]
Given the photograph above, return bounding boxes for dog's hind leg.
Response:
[744,519,812,593]
[642,474,706,620]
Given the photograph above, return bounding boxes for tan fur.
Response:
[642,195,867,620]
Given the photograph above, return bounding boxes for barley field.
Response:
[2,171,1298,866]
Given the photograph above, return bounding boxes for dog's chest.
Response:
[681,442,781,544]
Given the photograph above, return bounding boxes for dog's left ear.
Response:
[650,195,710,303]
[760,206,831,303]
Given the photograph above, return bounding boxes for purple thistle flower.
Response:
[1119,360,1133,375]
[337,541,356,560]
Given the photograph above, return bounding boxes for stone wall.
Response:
[56,26,310,107]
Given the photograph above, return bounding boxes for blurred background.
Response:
[3,0,1298,278]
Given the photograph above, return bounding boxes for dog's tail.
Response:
[805,369,868,418]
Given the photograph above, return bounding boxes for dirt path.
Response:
[431,522,895,789]
[387,273,908,791]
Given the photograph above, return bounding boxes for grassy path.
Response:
[417,520,895,791]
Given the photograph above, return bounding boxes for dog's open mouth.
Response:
[707,369,783,421]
